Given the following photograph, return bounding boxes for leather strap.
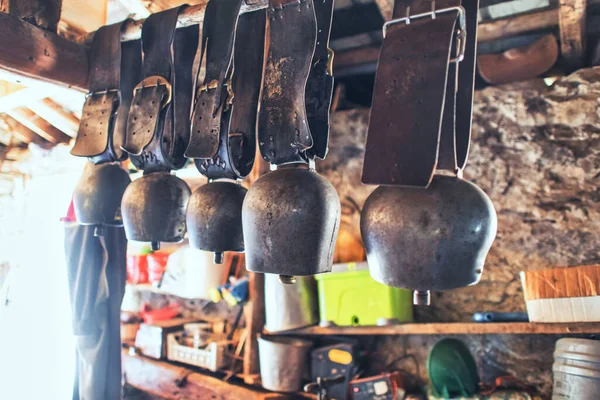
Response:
[194,9,266,180]
[305,0,335,160]
[123,6,199,173]
[186,0,244,160]
[362,0,478,187]
[258,0,317,165]
[71,20,142,163]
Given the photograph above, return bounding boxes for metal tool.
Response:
[305,375,347,400]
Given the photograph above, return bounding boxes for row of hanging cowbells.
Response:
[70,0,497,305]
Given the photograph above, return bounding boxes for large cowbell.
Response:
[121,172,190,250]
[186,181,247,264]
[360,175,497,305]
[243,164,340,283]
[73,162,131,230]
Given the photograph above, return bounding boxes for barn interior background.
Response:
[0,0,598,399]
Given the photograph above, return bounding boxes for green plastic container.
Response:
[315,262,413,326]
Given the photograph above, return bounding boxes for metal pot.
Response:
[264,274,319,333]
[360,175,497,305]
[258,335,312,392]
[242,164,340,282]
[121,171,190,249]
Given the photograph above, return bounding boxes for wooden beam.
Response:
[5,107,71,144]
[116,0,151,19]
[5,0,63,32]
[274,322,600,336]
[558,0,586,69]
[27,99,80,137]
[61,0,108,33]
[0,115,48,145]
[0,12,88,93]
[122,348,299,400]
[478,8,559,42]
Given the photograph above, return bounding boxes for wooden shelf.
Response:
[270,322,600,336]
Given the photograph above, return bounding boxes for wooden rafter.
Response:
[0,114,48,145]
[27,99,80,138]
[5,107,71,144]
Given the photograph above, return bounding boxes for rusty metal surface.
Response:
[360,175,497,291]
[73,162,131,227]
[121,172,190,243]
[258,0,317,165]
[362,14,457,187]
[186,181,247,253]
[242,165,340,277]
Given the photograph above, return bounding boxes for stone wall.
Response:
[320,67,600,396]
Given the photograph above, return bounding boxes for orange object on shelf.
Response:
[147,251,170,285]
[127,254,149,284]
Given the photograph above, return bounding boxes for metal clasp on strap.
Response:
[134,75,173,106]
[382,2,466,63]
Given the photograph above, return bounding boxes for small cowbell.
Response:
[242,163,341,283]
[360,175,497,305]
[72,162,131,234]
[186,180,247,264]
[121,171,190,250]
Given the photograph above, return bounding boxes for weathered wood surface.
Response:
[5,0,62,31]
[243,272,265,385]
[279,322,600,336]
[0,11,88,92]
[558,0,587,69]
[122,348,303,399]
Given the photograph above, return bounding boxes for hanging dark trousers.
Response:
[64,220,127,400]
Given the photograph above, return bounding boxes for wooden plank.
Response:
[243,273,265,386]
[61,0,107,33]
[558,0,586,69]
[27,98,80,138]
[0,87,55,114]
[0,11,89,93]
[122,348,300,400]
[6,107,71,144]
[478,8,559,42]
[273,322,600,336]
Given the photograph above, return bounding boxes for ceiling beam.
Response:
[116,0,151,19]
[558,0,587,69]
[5,107,71,144]
[27,99,80,138]
[4,0,63,32]
[0,87,55,114]
[0,12,88,93]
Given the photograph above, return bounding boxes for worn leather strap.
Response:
[258,0,317,165]
[195,10,266,180]
[123,6,199,173]
[305,0,335,160]
[186,0,244,160]
[362,0,478,187]
[71,20,141,163]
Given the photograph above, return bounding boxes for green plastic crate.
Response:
[315,262,413,326]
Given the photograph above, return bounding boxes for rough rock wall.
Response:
[324,67,600,321]
[320,67,600,396]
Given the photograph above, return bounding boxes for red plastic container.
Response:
[127,254,149,284]
[147,251,170,285]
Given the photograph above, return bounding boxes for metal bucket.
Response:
[553,338,600,399]
[264,274,319,333]
[258,336,312,392]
